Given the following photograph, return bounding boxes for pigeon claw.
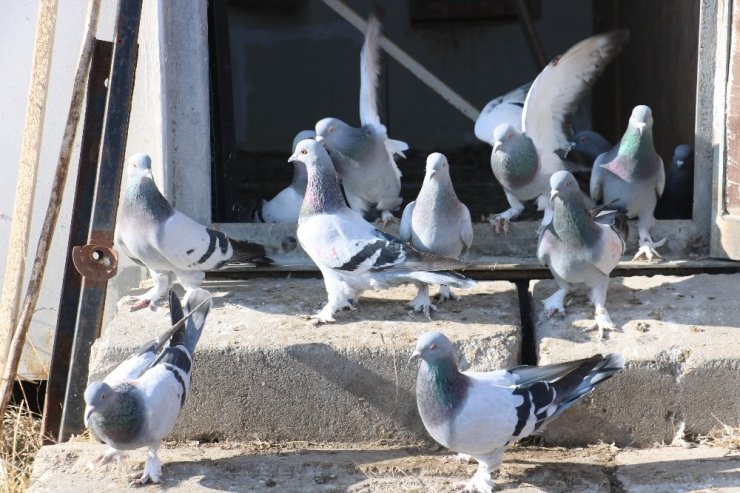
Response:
[130,298,154,312]
[488,215,510,235]
[462,471,495,493]
[633,237,667,261]
[408,299,437,319]
[378,210,398,227]
[432,291,459,303]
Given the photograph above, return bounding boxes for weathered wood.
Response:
[0,0,58,377]
[0,0,101,424]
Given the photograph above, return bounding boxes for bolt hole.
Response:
[92,250,103,261]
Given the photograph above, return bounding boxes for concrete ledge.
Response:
[90,279,520,443]
[30,441,739,492]
[533,274,740,447]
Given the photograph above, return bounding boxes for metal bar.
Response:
[511,0,547,71]
[41,39,113,445]
[207,0,241,221]
[59,0,143,441]
[208,258,740,282]
[320,0,480,122]
[514,280,537,365]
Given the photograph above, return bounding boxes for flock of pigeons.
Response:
[82,15,694,492]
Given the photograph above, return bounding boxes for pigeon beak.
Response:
[493,141,503,152]
[408,350,421,365]
[429,170,437,179]
[315,135,325,143]
[676,160,684,167]
[635,123,646,136]
[84,406,95,424]
[288,152,298,163]
[550,189,559,201]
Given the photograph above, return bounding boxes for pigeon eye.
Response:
[580,137,586,143]
[429,343,437,350]
[300,149,307,155]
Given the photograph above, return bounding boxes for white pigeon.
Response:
[84,289,211,484]
[116,154,271,311]
[251,130,315,223]
[314,14,408,223]
[590,105,666,261]
[474,82,531,145]
[411,331,624,493]
[400,153,473,316]
[487,31,629,233]
[292,139,475,323]
[538,170,628,337]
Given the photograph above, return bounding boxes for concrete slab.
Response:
[533,274,740,447]
[90,279,520,443]
[30,440,739,492]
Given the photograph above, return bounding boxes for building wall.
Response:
[227,0,593,152]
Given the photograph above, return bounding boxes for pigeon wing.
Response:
[155,210,233,272]
[523,31,629,175]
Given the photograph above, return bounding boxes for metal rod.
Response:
[320,0,480,122]
[511,0,548,71]
[59,0,143,441]
[41,38,113,444]
[0,0,58,378]
[0,0,101,425]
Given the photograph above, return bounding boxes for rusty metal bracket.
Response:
[71,243,118,281]
[58,0,142,441]
[41,39,113,444]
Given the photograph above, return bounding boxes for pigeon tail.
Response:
[227,238,273,266]
[550,353,624,416]
[404,270,476,289]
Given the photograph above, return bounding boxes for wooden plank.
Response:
[0,0,58,378]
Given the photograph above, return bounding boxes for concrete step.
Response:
[29,440,740,492]
[533,273,740,447]
[90,279,521,443]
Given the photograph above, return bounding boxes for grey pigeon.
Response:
[399,153,473,316]
[314,14,408,224]
[116,154,271,310]
[569,130,612,165]
[252,130,316,223]
[538,171,627,337]
[410,331,624,493]
[292,139,475,323]
[590,105,666,260]
[487,31,629,233]
[84,289,211,484]
[655,144,694,220]
[474,82,531,145]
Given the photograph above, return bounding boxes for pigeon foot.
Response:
[462,469,496,493]
[311,306,336,324]
[408,297,437,318]
[89,448,124,469]
[488,215,510,234]
[589,310,620,339]
[130,298,155,312]
[632,237,667,261]
[129,456,162,485]
[378,210,398,227]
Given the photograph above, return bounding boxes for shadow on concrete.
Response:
[284,342,425,436]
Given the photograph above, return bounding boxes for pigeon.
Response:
[487,31,629,233]
[568,130,612,165]
[655,144,694,220]
[116,154,272,310]
[410,331,624,493]
[292,139,475,323]
[399,153,473,316]
[84,289,212,484]
[537,170,627,337]
[251,130,316,223]
[590,105,666,261]
[474,82,531,145]
[314,14,408,223]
